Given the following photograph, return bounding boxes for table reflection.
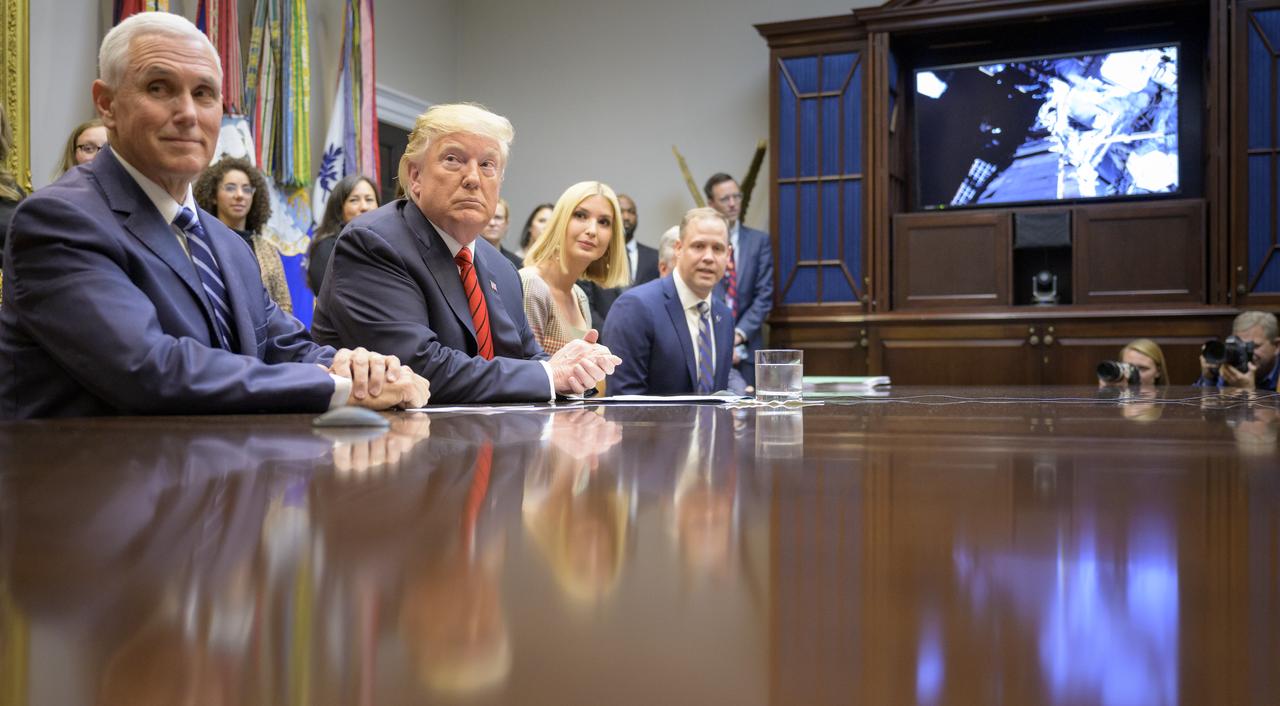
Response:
[0,388,1277,705]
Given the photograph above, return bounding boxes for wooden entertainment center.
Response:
[754,0,1279,385]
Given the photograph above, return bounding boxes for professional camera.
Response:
[1097,360,1141,386]
[1202,335,1255,374]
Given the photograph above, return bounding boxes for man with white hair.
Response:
[1197,311,1280,391]
[0,12,429,418]
[311,103,621,403]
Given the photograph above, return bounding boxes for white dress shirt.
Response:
[672,269,716,378]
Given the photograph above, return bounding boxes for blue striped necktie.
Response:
[173,207,237,350]
[696,301,714,394]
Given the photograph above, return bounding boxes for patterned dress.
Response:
[519,267,591,355]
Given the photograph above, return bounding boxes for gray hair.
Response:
[99,12,221,89]
[397,103,514,191]
[657,225,680,268]
[678,206,728,241]
[1233,311,1279,340]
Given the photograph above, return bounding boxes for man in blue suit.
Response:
[311,103,621,404]
[705,173,774,386]
[0,12,428,419]
[602,208,735,395]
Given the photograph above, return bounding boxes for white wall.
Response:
[458,0,879,249]
[26,0,882,231]
[29,0,106,188]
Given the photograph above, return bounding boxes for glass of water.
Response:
[754,349,803,402]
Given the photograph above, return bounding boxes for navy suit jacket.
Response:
[311,199,552,404]
[0,148,336,419]
[715,224,774,383]
[602,276,734,395]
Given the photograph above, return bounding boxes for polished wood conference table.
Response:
[0,386,1277,706]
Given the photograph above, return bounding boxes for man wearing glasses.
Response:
[704,172,773,387]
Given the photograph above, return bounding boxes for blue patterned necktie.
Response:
[173,207,237,350]
[696,301,714,394]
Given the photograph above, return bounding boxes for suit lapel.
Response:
[661,278,698,388]
[473,243,520,355]
[94,149,220,340]
[712,301,735,390]
[405,202,479,343]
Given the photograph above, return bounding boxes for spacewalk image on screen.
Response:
[915,46,1179,209]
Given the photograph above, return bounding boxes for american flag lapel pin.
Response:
[490,280,498,292]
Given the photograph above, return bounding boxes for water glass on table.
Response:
[754,349,803,402]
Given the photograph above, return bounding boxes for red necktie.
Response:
[454,248,494,360]
[724,252,738,318]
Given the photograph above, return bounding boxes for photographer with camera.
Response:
[1196,311,1280,392]
[1097,338,1169,389]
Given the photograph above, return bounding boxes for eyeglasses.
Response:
[75,143,105,156]
[715,193,743,204]
[220,183,256,195]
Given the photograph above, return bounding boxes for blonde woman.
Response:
[1099,338,1169,388]
[520,181,630,354]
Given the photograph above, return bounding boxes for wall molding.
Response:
[376,84,429,130]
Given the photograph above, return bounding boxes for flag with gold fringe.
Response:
[113,0,169,24]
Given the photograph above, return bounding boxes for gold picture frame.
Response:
[1,0,30,192]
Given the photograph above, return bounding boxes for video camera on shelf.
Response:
[1202,336,1255,374]
[1097,360,1141,386]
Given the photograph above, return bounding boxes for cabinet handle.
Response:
[1029,335,1041,346]
[1237,283,1247,295]
[859,338,869,348]
[1043,334,1055,346]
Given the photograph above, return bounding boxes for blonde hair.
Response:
[397,103,513,192]
[524,181,630,288]
[1122,338,1169,386]
[55,118,104,178]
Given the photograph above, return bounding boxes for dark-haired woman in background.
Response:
[306,174,380,295]
[54,118,108,178]
[517,202,553,260]
[194,156,293,314]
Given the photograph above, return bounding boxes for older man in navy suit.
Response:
[602,208,735,395]
[705,173,774,386]
[0,12,428,419]
[312,103,621,403]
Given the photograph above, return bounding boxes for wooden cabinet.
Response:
[753,2,1257,386]
[870,308,1237,386]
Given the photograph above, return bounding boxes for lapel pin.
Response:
[490,280,498,292]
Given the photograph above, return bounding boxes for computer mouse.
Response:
[312,406,391,428]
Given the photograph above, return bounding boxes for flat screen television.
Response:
[914,45,1179,210]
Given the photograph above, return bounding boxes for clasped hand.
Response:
[329,347,432,409]
[549,329,622,395]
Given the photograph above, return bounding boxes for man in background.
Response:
[1197,311,1280,391]
[705,173,773,386]
[482,197,523,270]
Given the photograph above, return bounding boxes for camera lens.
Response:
[1202,339,1226,365]
[1097,361,1124,383]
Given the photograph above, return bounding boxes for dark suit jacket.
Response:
[578,240,661,328]
[500,246,524,270]
[601,276,734,395]
[715,224,774,383]
[0,148,336,419]
[311,199,552,404]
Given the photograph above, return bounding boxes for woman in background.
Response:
[1099,338,1169,388]
[54,118,107,177]
[517,202,553,259]
[307,174,380,295]
[194,157,293,313]
[520,182,629,355]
